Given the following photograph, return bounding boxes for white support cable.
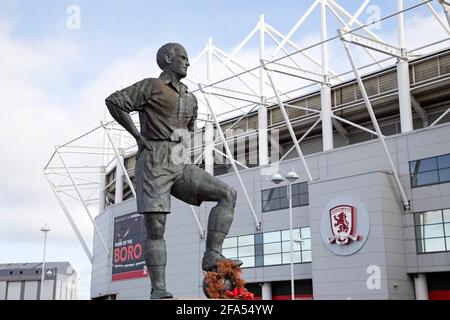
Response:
[199,84,261,230]
[284,103,322,114]
[213,147,250,170]
[331,114,378,136]
[273,0,320,55]
[201,90,262,105]
[342,0,370,31]
[266,23,342,80]
[279,117,322,162]
[422,0,450,36]
[332,118,349,139]
[264,60,328,84]
[189,206,206,239]
[438,0,450,27]
[192,104,260,166]
[328,0,387,43]
[45,175,93,263]
[339,30,405,59]
[57,150,111,255]
[264,27,320,92]
[211,51,259,96]
[213,46,284,97]
[430,106,450,126]
[339,33,410,210]
[326,2,384,69]
[262,60,313,181]
[220,24,260,73]
[101,122,136,199]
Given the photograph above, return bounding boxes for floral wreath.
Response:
[203,260,254,300]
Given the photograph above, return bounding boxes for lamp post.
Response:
[40,223,50,300]
[271,169,299,300]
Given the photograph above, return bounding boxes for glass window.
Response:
[264,231,281,243]
[415,209,450,254]
[439,168,450,183]
[281,229,300,241]
[223,248,237,259]
[415,225,445,239]
[238,245,255,257]
[255,233,263,244]
[414,171,439,186]
[415,210,443,225]
[279,186,287,197]
[264,254,281,266]
[281,241,301,253]
[302,251,312,262]
[301,238,312,251]
[238,235,254,246]
[223,237,237,248]
[444,223,450,237]
[240,256,255,268]
[410,158,438,173]
[292,195,300,207]
[282,252,301,264]
[410,154,450,187]
[438,154,450,169]
[264,242,281,254]
[300,193,309,206]
[417,238,446,253]
[444,209,450,223]
[255,255,264,267]
[224,227,312,268]
[301,227,311,239]
[261,182,309,212]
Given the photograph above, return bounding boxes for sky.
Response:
[0,0,449,300]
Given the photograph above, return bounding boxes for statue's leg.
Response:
[171,165,243,271]
[143,212,173,299]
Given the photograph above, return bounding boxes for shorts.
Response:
[134,140,210,213]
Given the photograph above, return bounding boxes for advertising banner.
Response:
[112,212,147,281]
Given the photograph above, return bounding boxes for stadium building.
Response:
[44,1,450,300]
[0,262,77,300]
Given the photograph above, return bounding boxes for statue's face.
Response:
[167,46,190,78]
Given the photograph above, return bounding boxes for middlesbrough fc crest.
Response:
[327,205,360,245]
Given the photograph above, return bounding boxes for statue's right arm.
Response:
[105,99,141,139]
[105,80,152,150]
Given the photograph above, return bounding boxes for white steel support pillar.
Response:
[258,15,269,166]
[205,38,215,175]
[414,274,429,300]
[98,168,106,212]
[320,0,334,151]
[261,282,272,300]
[441,0,450,27]
[115,132,124,204]
[115,151,124,204]
[99,109,108,212]
[396,0,413,133]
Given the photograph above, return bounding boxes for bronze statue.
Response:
[105,43,242,299]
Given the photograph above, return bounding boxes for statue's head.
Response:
[156,43,189,78]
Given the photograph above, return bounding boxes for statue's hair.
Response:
[156,43,184,70]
